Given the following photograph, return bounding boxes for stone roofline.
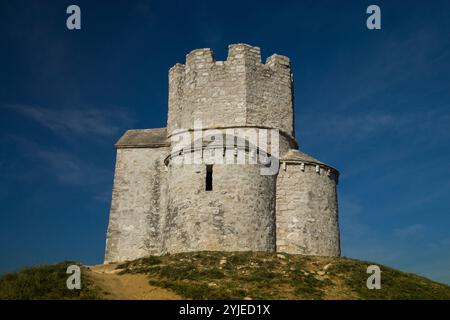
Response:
[280,149,340,177]
[167,126,298,148]
[115,141,169,148]
[114,125,298,150]
[280,158,340,180]
[164,138,274,166]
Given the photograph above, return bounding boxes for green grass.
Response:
[2,252,449,300]
[118,251,450,300]
[0,261,100,300]
[326,258,450,300]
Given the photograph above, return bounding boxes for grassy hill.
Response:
[0,262,100,300]
[1,252,449,300]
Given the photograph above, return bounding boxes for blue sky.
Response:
[1,0,449,285]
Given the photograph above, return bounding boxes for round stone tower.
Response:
[276,150,340,256]
[164,141,277,253]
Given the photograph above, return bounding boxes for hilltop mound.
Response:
[1,252,449,300]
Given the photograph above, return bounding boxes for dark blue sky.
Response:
[1,0,449,284]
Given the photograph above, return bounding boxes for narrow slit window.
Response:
[206,165,213,191]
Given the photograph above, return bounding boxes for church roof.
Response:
[115,127,169,148]
[280,149,339,173]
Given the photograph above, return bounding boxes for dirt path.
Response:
[84,264,182,300]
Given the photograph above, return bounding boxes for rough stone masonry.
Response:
[104,43,340,263]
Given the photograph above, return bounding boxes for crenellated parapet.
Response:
[167,44,295,139]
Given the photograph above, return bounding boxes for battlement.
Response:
[167,44,295,138]
[169,44,291,75]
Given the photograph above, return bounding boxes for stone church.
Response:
[104,44,340,263]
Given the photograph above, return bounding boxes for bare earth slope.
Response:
[84,264,181,300]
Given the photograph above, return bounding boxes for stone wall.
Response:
[246,54,294,136]
[276,162,340,256]
[167,44,294,138]
[163,158,276,253]
[104,147,168,263]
